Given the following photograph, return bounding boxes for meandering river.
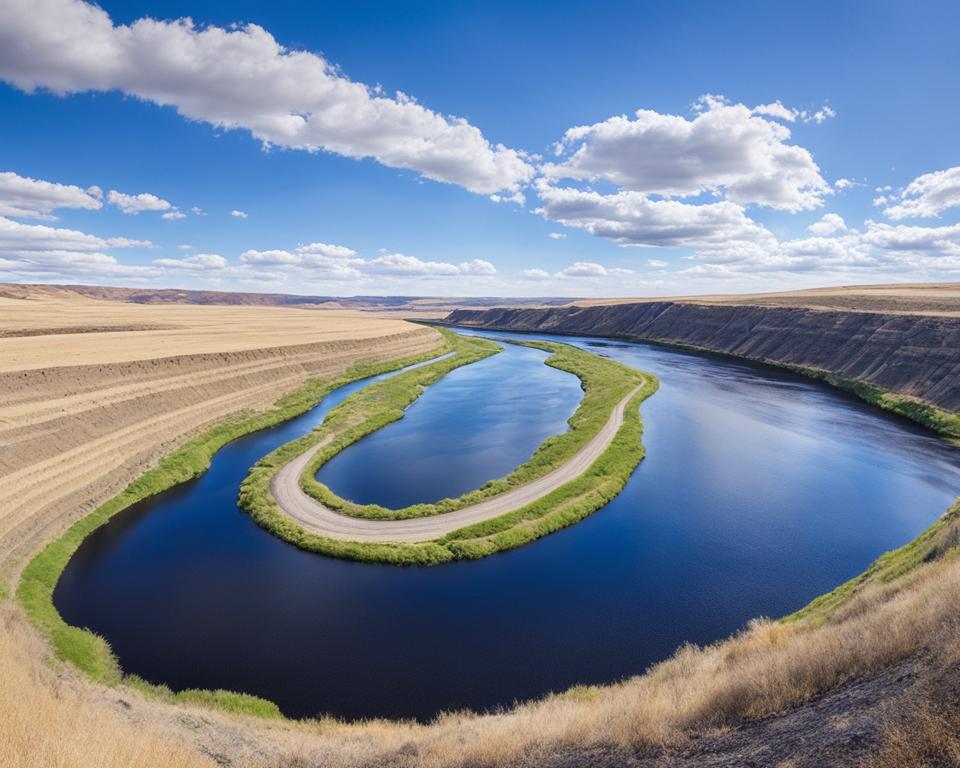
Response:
[54,330,960,721]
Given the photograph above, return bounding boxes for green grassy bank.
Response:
[438,323,960,445]
[14,332,457,717]
[785,496,960,626]
[299,339,646,520]
[238,338,657,564]
[787,366,960,442]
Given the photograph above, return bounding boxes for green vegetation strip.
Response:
[14,333,457,718]
[238,337,657,564]
[786,497,960,627]
[788,365,960,442]
[300,339,646,520]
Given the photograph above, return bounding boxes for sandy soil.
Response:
[0,293,442,589]
[567,282,960,316]
[272,384,642,541]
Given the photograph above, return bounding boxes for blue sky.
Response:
[1,0,959,296]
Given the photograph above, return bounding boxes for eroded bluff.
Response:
[444,303,960,411]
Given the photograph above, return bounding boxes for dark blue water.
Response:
[316,342,583,507]
[53,330,960,722]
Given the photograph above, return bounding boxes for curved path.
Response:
[270,381,644,542]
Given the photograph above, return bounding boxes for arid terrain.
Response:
[2,283,960,768]
[566,283,960,316]
[0,290,443,590]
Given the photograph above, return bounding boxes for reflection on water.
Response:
[317,343,583,507]
[54,331,960,721]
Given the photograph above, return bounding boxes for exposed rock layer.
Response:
[445,302,960,411]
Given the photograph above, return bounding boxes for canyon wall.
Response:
[445,302,960,411]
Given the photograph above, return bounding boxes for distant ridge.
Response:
[0,283,571,310]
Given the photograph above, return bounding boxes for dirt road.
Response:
[270,383,643,542]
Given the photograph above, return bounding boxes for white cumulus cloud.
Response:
[883,166,960,220]
[230,209,248,219]
[0,170,102,220]
[807,213,847,235]
[153,252,227,270]
[108,190,172,214]
[518,268,550,281]
[0,215,154,279]
[0,0,534,197]
[535,181,775,250]
[239,242,494,280]
[542,96,830,212]
[556,261,634,279]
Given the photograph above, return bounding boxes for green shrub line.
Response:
[238,342,658,565]
[436,323,960,444]
[786,365,960,442]
[14,332,458,718]
[298,340,646,520]
[785,497,960,626]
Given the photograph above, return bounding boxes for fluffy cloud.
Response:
[646,259,668,269]
[107,190,172,214]
[752,101,801,122]
[161,209,187,220]
[883,166,960,220]
[535,182,774,250]
[459,259,497,276]
[547,232,566,240]
[297,242,357,259]
[0,215,155,278]
[673,220,960,278]
[557,261,634,278]
[230,210,248,219]
[153,252,227,270]
[240,243,494,280]
[0,170,102,219]
[751,101,836,125]
[518,268,550,281]
[863,220,960,256]
[834,178,859,190]
[807,213,847,235]
[543,96,830,212]
[0,0,534,196]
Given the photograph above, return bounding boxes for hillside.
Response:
[445,296,960,412]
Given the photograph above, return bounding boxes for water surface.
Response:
[316,342,583,507]
[54,330,960,721]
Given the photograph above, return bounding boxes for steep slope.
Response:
[445,302,960,412]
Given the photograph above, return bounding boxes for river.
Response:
[53,329,960,721]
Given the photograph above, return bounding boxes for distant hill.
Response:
[0,282,571,311]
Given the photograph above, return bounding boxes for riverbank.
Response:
[443,299,960,418]
[240,335,656,562]
[14,335,456,710]
[298,340,646,519]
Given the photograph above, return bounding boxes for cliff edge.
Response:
[444,302,960,412]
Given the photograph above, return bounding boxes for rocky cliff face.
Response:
[445,303,960,412]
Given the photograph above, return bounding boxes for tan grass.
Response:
[0,603,215,768]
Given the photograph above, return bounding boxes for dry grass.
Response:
[0,295,441,589]
[865,703,960,768]
[862,631,960,768]
[0,602,214,768]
